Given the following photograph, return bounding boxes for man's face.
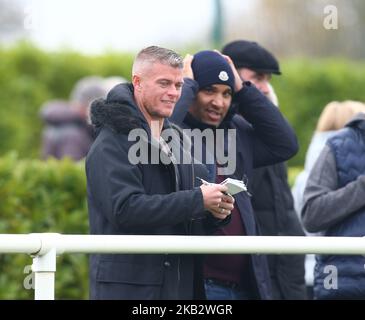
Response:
[189,84,232,127]
[134,63,184,121]
[238,68,271,96]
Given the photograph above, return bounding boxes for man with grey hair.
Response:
[86,46,234,300]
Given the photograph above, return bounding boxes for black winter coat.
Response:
[251,163,307,299]
[86,84,224,300]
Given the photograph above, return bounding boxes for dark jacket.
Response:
[86,84,226,300]
[306,114,365,299]
[251,163,307,299]
[160,79,298,300]
[40,100,93,160]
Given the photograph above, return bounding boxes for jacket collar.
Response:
[346,112,365,131]
[90,83,144,135]
[91,83,177,141]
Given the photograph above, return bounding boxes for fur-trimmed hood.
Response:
[90,83,143,135]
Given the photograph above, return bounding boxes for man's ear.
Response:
[132,75,141,90]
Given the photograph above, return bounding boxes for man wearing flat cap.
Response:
[222,40,307,300]
[222,40,280,100]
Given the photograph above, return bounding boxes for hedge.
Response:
[271,58,365,165]
[0,153,88,299]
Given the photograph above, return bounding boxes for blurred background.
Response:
[0,0,364,299]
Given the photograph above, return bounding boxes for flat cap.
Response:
[222,40,281,75]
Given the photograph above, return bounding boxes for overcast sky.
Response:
[20,0,253,54]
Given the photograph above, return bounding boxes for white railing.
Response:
[1,233,365,300]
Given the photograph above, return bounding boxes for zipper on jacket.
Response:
[177,255,181,284]
[187,153,195,235]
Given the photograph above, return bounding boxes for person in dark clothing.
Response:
[86,46,234,300]
[222,40,307,300]
[40,99,94,161]
[302,112,365,299]
[40,76,108,161]
[154,49,297,300]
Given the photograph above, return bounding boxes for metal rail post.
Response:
[31,233,60,300]
[32,247,56,300]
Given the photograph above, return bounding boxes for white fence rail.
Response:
[1,233,365,300]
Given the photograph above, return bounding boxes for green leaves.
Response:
[271,58,365,166]
[0,154,89,299]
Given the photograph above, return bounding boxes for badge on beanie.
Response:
[218,71,229,81]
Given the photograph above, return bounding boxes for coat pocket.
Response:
[95,261,164,300]
[96,260,163,285]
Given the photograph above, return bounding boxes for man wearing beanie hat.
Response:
[170,50,298,300]
[222,40,307,300]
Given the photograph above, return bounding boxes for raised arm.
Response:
[302,145,365,233]
[234,82,298,167]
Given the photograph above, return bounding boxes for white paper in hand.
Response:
[220,178,248,196]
